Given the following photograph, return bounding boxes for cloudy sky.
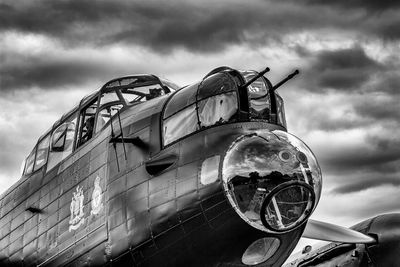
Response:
[1,0,399,249]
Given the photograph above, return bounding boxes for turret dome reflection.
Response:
[222,130,322,233]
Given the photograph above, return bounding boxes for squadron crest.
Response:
[91,176,103,216]
[69,185,85,231]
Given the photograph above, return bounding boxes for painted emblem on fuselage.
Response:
[91,176,103,216]
[69,185,85,231]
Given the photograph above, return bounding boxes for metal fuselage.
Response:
[0,69,311,266]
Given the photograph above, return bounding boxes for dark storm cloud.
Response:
[302,46,383,92]
[1,0,315,52]
[302,0,400,12]
[353,98,400,122]
[0,53,110,91]
[320,133,400,176]
[3,0,400,54]
[332,174,400,194]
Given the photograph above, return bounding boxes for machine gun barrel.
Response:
[272,69,299,91]
[240,67,270,88]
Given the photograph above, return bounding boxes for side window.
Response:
[48,116,77,170]
[96,104,123,131]
[276,94,287,128]
[121,84,165,103]
[162,74,239,147]
[240,71,271,121]
[163,104,199,146]
[198,92,238,128]
[100,91,120,106]
[77,99,98,148]
[24,147,36,175]
[34,134,50,170]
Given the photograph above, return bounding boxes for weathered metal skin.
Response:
[0,69,312,266]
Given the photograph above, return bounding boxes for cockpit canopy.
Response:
[21,74,179,177]
[162,67,287,146]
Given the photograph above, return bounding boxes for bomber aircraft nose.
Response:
[222,130,322,233]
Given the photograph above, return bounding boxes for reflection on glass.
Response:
[96,104,123,132]
[276,94,286,128]
[163,83,198,119]
[121,84,165,103]
[198,92,238,127]
[197,72,237,100]
[242,237,280,265]
[100,92,120,106]
[163,104,199,145]
[48,117,77,170]
[200,155,220,185]
[34,135,50,170]
[263,185,313,231]
[24,148,36,175]
[222,130,322,232]
[240,70,271,121]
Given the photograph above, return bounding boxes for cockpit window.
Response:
[198,92,238,128]
[276,94,287,128]
[240,70,271,121]
[77,99,98,148]
[34,134,50,170]
[48,115,77,170]
[24,147,36,175]
[96,104,123,131]
[163,83,197,119]
[198,72,237,99]
[100,91,120,106]
[163,72,239,146]
[163,104,199,145]
[121,84,165,103]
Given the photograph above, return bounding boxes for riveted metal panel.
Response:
[22,238,38,263]
[108,192,126,216]
[127,167,149,189]
[109,222,129,259]
[9,247,23,266]
[37,232,47,259]
[126,197,148,223]
[90,150,107,174]
[177,192,202,221]
[150,200,178,236]
[149,169,176,194]
[182,213,206,234]
[176,177,197,197]
[11,211,25,232]
[9,224,23,244]
[39,192,50,210]
[14,177,31,207]
[23,225,38,247]
[127,211,151,246]
[28,170,45,196]
[204,200,230,222]
[109,208,125,230]
[126,181,148,205]
[149,187,175,208]
[176,161,198,182]
[179,135,205,166]
[37,217,48,236]
[58,202,70,222]
[23,214,38,238]
[201,191,225,210]
[109,174,126,199]
[9,235,23,257]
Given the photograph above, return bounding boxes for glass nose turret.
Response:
[222,130,322,233]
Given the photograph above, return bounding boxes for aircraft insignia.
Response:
[91,176,103,216]
[69,185,85,231]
